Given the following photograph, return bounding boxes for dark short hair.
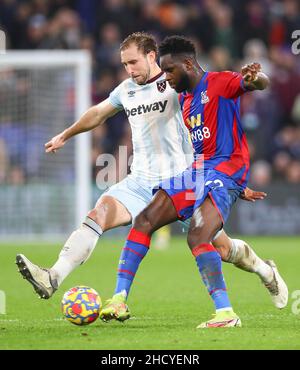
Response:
[159,35,196,57]
[120,32,158,56]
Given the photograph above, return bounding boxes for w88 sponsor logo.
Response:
[190,126,211,142]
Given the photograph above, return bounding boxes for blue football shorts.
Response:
[154,167,244,224]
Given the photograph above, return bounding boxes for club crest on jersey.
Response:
[201,90,209,104]
[157,80,166,93]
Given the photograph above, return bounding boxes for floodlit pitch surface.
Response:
[1,236,299,350]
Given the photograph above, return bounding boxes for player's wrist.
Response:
[61,130,69,142]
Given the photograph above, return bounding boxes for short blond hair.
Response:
[120,32,158,56]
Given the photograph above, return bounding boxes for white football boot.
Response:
[16,254,57,299]
[264,260,288,309]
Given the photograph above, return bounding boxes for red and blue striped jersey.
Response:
[179,71,250,187]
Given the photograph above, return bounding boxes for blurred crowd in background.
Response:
[1,0,300,188]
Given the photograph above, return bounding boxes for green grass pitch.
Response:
[0,236,300,350]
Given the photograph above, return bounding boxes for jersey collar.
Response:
[184,71,208,97]
[146,71,164,84]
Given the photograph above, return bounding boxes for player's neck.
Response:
[147,64,163,82]
[186,67,205,93]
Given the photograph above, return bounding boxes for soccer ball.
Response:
[61,286,102,325]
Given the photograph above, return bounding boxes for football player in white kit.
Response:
[16,33,287,315]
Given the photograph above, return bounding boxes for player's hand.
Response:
[241,62,262,82]
[240,187,267,202]
[45,132,66,153]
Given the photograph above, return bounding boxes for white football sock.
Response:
[227,239,273,283]
[50,217,103,286]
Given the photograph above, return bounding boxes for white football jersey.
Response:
[109,72,194,185]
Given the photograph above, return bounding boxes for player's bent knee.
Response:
[215,245,230,261]
[212,231,232,261]
[87,202,111,231]
[187,230,208,250]
[87,208,102,226]
[133,212,155,235]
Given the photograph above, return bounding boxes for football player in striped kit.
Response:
[100,35,288,328]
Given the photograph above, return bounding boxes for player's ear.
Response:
[183,58,193,72]
[147,50,157,64]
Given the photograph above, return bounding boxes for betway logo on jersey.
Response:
[125,100,168,117]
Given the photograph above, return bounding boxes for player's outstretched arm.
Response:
[241,62,270,91]
[45,99,119,153]
[239,187,267,202]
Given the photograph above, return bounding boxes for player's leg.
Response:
[16,194,131,299]
[115,189,178,293]
[100,189,179,321]
[187,197,241,328]
[16,175,153,299]
[212,230,288,308]
[50,195,131,283]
